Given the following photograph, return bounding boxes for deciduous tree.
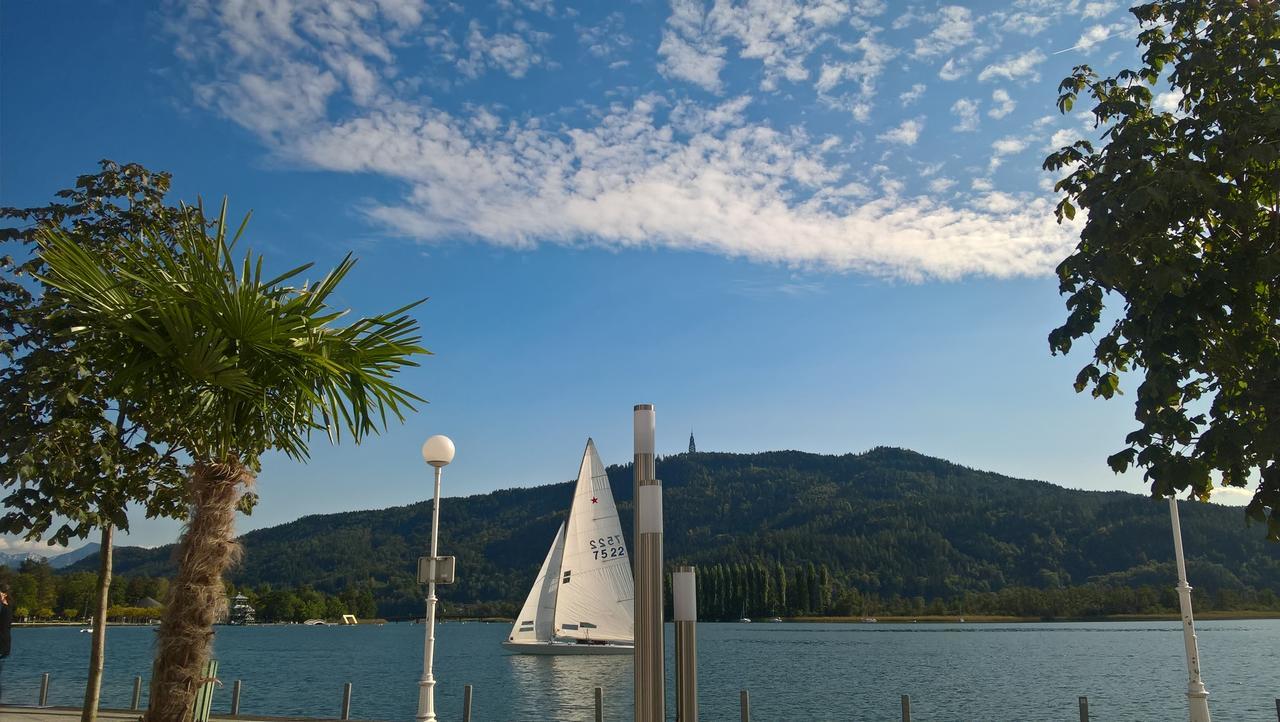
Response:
[0,161,189,722]
[1045,0,1280,537]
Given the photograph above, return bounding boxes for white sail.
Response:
[507,522,566,644]
[553,439,634,643]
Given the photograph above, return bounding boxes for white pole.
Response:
[1169,496,1211,722]
[418,465,444,722]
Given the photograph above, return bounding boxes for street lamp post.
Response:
[1169,496,1211,722]
[419,435,455,722]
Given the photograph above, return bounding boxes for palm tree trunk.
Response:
[81,524,113,722]
[143,458,248,722]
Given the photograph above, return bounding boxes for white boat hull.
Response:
[501,640,633,656]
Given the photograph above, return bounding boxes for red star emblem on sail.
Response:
[591,496,599,504]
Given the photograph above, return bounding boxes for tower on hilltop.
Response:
[688,430,696,454]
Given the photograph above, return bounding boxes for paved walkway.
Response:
[0,706,365,722]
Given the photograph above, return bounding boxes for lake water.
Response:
[2,620,1279,721]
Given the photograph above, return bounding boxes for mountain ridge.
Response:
[66,447,1280,617]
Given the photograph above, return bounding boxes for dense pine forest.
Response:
[7,447,1279,621]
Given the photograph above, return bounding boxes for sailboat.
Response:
[502,439,634,655]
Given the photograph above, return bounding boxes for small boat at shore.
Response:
[502,439,634,655]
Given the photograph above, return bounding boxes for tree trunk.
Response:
[81,524,113,722]
[143,458,248,722]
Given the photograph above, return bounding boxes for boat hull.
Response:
[501,640,633,656]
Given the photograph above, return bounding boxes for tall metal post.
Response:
[633,404,664,722]
[418,464,444,722]
[1169,497,1211,722]
[674,565,698,722]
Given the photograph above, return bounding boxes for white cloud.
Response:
[167,0,1079,282]
[996,11,1053,34]
[978,49,1046,83]
[1081,1,1118,19]
[938,57,967,81]
[814,32,898,96]
[912,6,976,58]
[0,537,65,555]
[661,0,856,93]
[293,102,1073,280]
[878,117,924,145]
[951,98,980,131]
[578,12,632,60]
[988,88,1016,118]
[993,135,1030,156]
[899,83,926,105]
[929,177,956,193]
[658,31,726,91]
[974,191,1022,214]
[1048,127,1078,149]
[1072,22,1127,52]
[1211,486,1254,506]
[459,21,549,78]
[1154,88,1185,114]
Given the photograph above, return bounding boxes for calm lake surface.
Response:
[3,620,1278,721]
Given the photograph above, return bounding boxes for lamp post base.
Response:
[1187,686,1210,722]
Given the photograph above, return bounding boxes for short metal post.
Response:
[340,682,352,720]
[231,680,242,716]
[595,687,604,722]
[131,676,143,710]
[1275,698,1279,722]
[739,689,750,722]
[674,566,698,722]
[39,672,50,706]
[462,685,473,722]
[1079,696,1089,721]
[901,694,912,722]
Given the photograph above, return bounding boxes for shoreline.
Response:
[789,611,1280,623]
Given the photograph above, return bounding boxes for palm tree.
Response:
[37,202,428,722]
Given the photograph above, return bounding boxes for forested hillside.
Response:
[67,447,1280,619]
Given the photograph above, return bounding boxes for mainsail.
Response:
[508,521,566,644]
[552,439,634,642]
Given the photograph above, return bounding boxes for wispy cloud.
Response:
[899,83,926,105]
[951,98,980,132]
[878,117,924,145]
[911,6,977,58]
[988,88,1016,118]
[166,0,1081,282]
[978,49,1047,83]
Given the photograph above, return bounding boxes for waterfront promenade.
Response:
[0,707,371,722]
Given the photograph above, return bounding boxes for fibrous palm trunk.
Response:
[143,458,248,722]
[81,523,113,722]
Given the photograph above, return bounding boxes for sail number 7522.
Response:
[588,536,626,560]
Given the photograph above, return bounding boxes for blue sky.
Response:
[0,0,1242,553]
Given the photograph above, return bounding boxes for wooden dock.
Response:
[0,706,378,722]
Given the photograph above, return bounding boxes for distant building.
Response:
[229,594,255,625]
[135,597,163,609]
[688,431,697,454]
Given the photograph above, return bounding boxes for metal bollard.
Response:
[339,682,352,720]
[462,685,473,722]
[231,680,242,716]
[1274,697,1278,722]
[39,672,50,706]
[901,694,912,722]
[739,689,750,722]
[131,676,143,710]
[1079,696,1089,722]
[595,687,603,722]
